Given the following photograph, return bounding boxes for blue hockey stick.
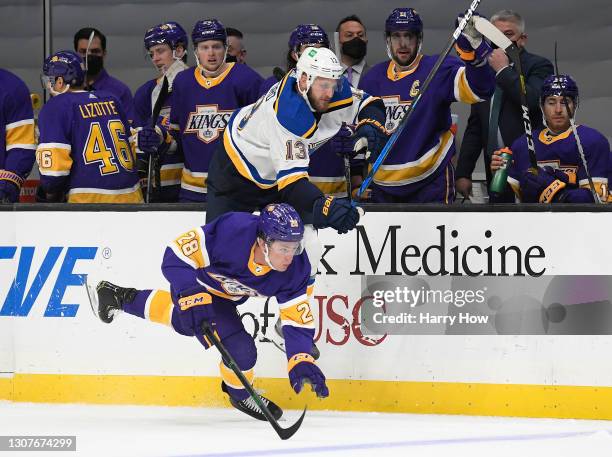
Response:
[356,0,483,199]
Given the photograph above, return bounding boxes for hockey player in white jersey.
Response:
[206,46,387,230]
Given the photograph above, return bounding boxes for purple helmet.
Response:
[144,22,188,50]
[385,8,423,37]
[42,50,84,87]
[289,24,330,52]
[258,203,304,243]
[540,74,579,106]
[192,19,226,46]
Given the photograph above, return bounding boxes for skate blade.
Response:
[84,275,100,319]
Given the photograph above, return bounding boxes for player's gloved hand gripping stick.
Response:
[356,0,484,200]
[472,15,538,171]
[201,322,307,440]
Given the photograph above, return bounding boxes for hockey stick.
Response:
[146,75,169,203]
[333,33,355,204]
[553,42,601,203]
[84,31,95,92]
[472,16,538,169]
[201,321,307,440]
[356,0,483,199]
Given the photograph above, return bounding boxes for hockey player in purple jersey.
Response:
[492,75,610,203]
[36,51,143,203]
[132,22,189,202]
[167,19,263,202]
[0,69,36,203]
[358,8,495,203]
[93,204,327,421]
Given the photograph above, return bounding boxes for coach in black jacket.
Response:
[455,10,553,200]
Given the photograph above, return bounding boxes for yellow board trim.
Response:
[2,374,612,419]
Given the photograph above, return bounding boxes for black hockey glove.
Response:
[353,119,388,164]
[312,196,360,234]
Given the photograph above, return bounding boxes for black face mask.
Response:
[86,55,104,76]
[225,54,238,63]
[342,37,367,61]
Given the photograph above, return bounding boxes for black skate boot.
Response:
[221,382,283,421]
[95,281,137,323]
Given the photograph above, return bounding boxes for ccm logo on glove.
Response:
[178,292,212,311]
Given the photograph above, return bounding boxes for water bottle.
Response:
[490,148,513,194]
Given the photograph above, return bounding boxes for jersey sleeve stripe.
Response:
[37,142,72,151]
[5,119,34,130]
[36,145,73,175]
[5,120,36,149]
[454,67,482,104]
[168,226,208,270]
[373,129,454,186]
[224,128,277,189]
[277,170,309,190]
[279,297,315,329]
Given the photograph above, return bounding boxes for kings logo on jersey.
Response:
[207,272,260,297]
[184,105,233,144]
[381,95,412,133]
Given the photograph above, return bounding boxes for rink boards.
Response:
[1,209,612,419]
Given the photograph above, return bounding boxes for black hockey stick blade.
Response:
[202,322,307,440]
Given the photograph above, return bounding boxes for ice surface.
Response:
[1,402,611,457]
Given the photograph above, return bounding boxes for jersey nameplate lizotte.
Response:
[184,104,233,143]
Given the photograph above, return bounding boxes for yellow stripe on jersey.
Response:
[273,73,291,114]
[223,129,276,189]
[302,120,317,139]
[171,227,208,270]
[307,284,315,296]
[181,168,208,193]
[309,177,347,196]
[373,129,454,186]
[193,63,235,90]
[327,96,353,110]
[67,186,144,203]
[5,119,36,150]
[147,290,174,326]
[279,299,315,328]
[538,128,573,145]
[248,244,271,276]
[386,55,424,81]
[454,67,481,104]
[219,361,254,390]
[36,143,72,176]
[160,163,183,186]
[277,172,308,191]
[580,178,609,202]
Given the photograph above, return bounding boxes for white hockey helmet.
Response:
[295,47,344,100]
